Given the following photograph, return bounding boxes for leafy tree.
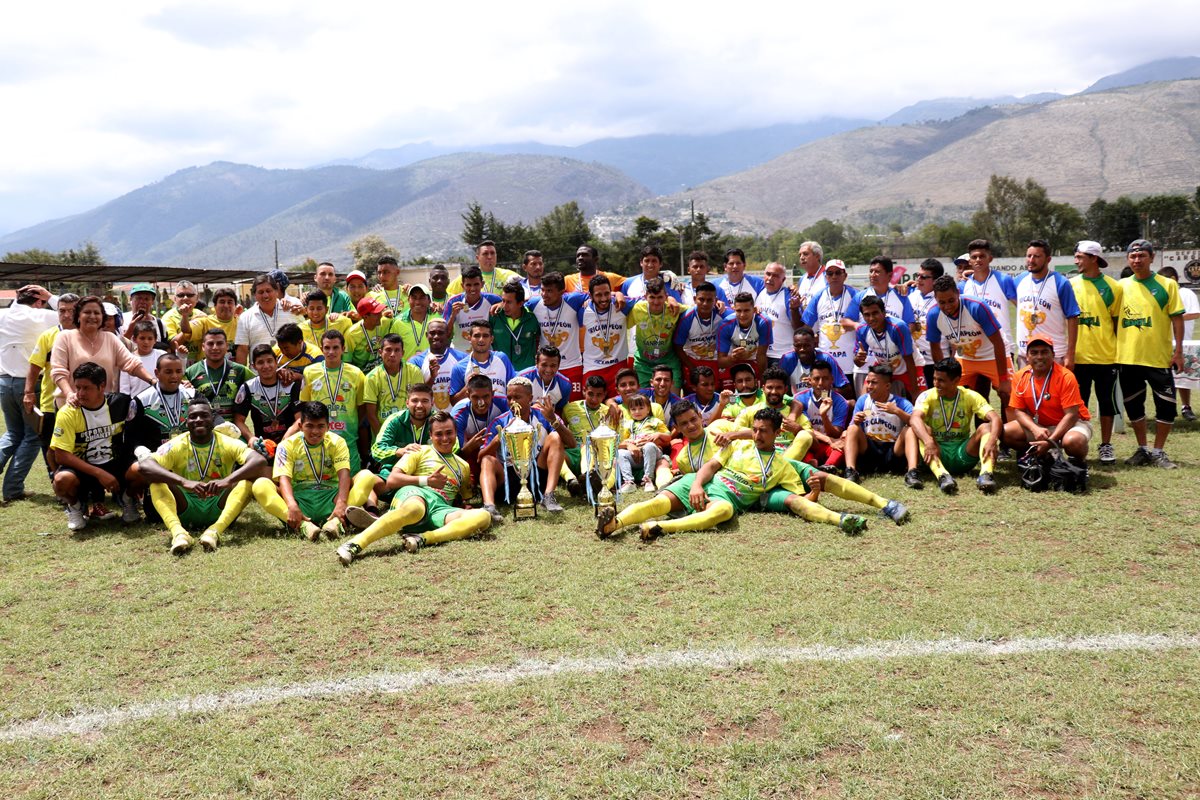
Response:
[971,175,1083,255]
[1085,197,1140,250]
[535,201,592,256]
[4,241,106,265]
[1136,193,1196,248]
[349,235,399,278]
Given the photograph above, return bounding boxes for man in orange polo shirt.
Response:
[1002,335,1091,464]
[564,245,625,294]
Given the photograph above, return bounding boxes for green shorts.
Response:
[392,485,456,531]
[294,486,339,525]
[936,438,979,476]
[633,355,682,390]
[662,473,699,514]
[177,490,222,529]
[663,472,754,515]
[565,446,582,476]
[758,458,814,512]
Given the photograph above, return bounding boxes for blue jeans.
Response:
[0,374,42,499]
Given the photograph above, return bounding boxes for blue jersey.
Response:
[853,318,915,376]
[795,388,851,433]
[778,349,849,391]
[449,351,516,398]
[450,397,510,446]
[715,274,765,307]
[517,366,572,413]
[716,314,773,355]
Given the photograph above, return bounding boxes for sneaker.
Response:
[336,541,361,566]
[199,528,219,552]
[596,505,616,539]
[937,473,958,495]
[816,464,842,476]
[844,467,861,484]
[133,445,152,461]
[1098,443,1116,465]
[997,445,1015,461]
[976,471,997,494]
[1125,446,1152,467]
[618,481,636,495]
[91,502,118,521]
[169,530,193,556]
[904,469,924,490]
[1150,450,1179,470]
[300,521,322,542]
[639,521,663,541]
[1182,405,1196,422]
[120,492,141,524]
[565,477,583,498]
[880,500,910,526]
[483,504,505,525]
[321,517,344,540]
[839,513,868,536]
[345,506,378,531]
[641,479,657,493]
[541,494,564,513]
[66,502,88,532]
[402,534,423,553]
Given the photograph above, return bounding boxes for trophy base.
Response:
[593,487,616,517]
[514,489,537,520]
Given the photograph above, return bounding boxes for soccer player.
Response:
[527,271,588,399]
[667,399,726,478]
[908,358,1001,494]
[860,256,915,330]
[681,365,727,424]
[674,281,723,392]
[714,247,764,308]
[369,255,406,314]
[345,297,394,374]
[299,290,351,347]
[678,250,712,306]
[518,345,571,414]
[843,365,920,487]
[519,249,545,300]
[297,330,366,473]
[560,375,611,494]
[564,245,625,294]
[1015,239,1080,368]
[255,401,377,541]
[395,283,435,357]
[1002,336,1091,465]
[369,382,435,478]
[791,360,851,473]
[758,455,910,535]
[926,275,1011,404]
[337,411,491,563]
[793,242,827,315]
[616,393,672,494]
[314,261,355,315]
[185,329,254,424]
[852,295,917,397]
[344,270,370,319]
[710,366,808,461]
[1116,239,1186,468]
[622,245,682,301]
[125,352,196,512]
[174,287,239,365]
[778,326,850,396]
[477,377,571,518]
[451,374,510,482]
[718,363,764,421]
[641,364,683,427]
[235,273,300,364]
[363,333,424,434]
[801,259,861,390]
[959,239,1018,365]
[448,240,520,296]
[596,408,803,541]
[717,292,771,383]
[410,319,463,412]
[50,362,137,532]
[609,367,667,426]
[449,322,515,402]
[445,265,505,348]
[427,264,451,313]
[232,344,302,447]
[1069,241,1122,464]
[755,261,802,367]
[579,274,634,391]
[491,280,540,371]
[629,277,684,388]
[1158,266,1199,422]
[909,258,943,392]
[138,397,264,554]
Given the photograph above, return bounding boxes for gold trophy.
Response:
[588,424,618,517]
[503,411,537,520]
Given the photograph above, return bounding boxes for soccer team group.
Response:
[5,234,1191,564]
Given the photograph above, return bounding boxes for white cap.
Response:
[1075,240,1108,268]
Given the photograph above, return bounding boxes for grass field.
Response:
[1,417,1198,798]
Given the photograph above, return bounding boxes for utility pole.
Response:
[274,240,280,269]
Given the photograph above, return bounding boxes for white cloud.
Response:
[1,0,1197,234]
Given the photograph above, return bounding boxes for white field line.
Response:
[3,632,1197,743]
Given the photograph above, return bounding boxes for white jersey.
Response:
[961,270,1016,355]
[579,301,630,371]
[414,348,464,411]
[910,291,936,366]
[520,280,543,301]
[754,286,794,359]
[805,288,859,377]
[793,270,828,316]
[448,296,495,349]
[531,296,583,370]
[1015,271,1078,360]
[675,308,721,362]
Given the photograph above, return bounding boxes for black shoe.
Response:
[937,473,958,495]
[997,445,1015,461]
[976,471,997,494]
[844,468,861,484]
[904,469,924,490]
[1181,405,1196,422]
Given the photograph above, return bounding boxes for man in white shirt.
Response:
[1158,266,1200,421]
[0,285,61,501]
[794,241,827,316]
[1015,239,1080,368]
[235,273,300,365]
[755,261,802,367]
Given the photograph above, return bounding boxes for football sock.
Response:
[612,495,673,532]
[980,433,995,473]
[423,508,491,545]
[252,478,291,524]
[824,474,887,509]
[784,494,842,526]
[348,471,377,507]
[918,441,949,479]
[149,484,185,537]
[783,431,813,461]
[654,462,674,490]
[211,480,252,533]
[655,499,734,533]
[350,497,425,549]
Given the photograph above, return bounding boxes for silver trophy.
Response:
[503,412,537,520]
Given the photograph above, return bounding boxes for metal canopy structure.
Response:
[0,262,276,285]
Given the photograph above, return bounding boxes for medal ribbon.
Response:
[302,440,326,487]
[190,438,217,481]
[156,386,182,431]
[936,390,961,439]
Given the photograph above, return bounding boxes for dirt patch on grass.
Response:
[1036,566,1073,582]
[698,708,783,745]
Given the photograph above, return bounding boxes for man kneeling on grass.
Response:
[253,401,377,541]
[597,407,805,541]
[337,411,490,564]
[136,397,266,555]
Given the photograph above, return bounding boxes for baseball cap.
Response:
[1126,238,1154,255]
[408,283,431,297]
[346,269,368,284]
[356,296,386,316]
[129,282,155,296]
[823,259,847,273]
[1074,240,1108,269]
[953,253,970,266]
[1026,334,1054,351]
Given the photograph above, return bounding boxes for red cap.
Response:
[356,296,386,315]
[1026,334,1054,351]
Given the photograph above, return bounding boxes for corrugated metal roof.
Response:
[0,262,274,284]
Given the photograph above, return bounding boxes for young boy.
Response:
[616,393,671,494]
[233,344,303,447]
[300,290,352,347]
[121,319,166,397]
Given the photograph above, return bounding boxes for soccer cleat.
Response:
[1125,446,1152,467]
[483,504,504,525]
[816,464,842,476]
[618,481,636,496]
[402,534,424,553]
[345,506,378,531]
[1182,405,1196,422]
[1097,443,1116,465]
[133,446,152,461]
[639,521,663,542]
[937,473,958,495]
[904,469,924,490]
[839,513,868,536]
[120,492,141,524]
[169,531,193,556]
[880,500,910,526]
[66,502,88,532]
[565,477,583,498]
[321,517,344,540]
[336,541,360,566]
[976,471,997,494]
[199,528,219,552]
[997,445,1015,461]
[300,521,322,542]
[596,505,616,539]
[541,494,564,513]
[1150,450,1179,470]
[844,467,861,484]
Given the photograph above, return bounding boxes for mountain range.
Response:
[3,57,1199,267]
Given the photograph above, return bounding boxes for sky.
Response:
[2,0,1198,236]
